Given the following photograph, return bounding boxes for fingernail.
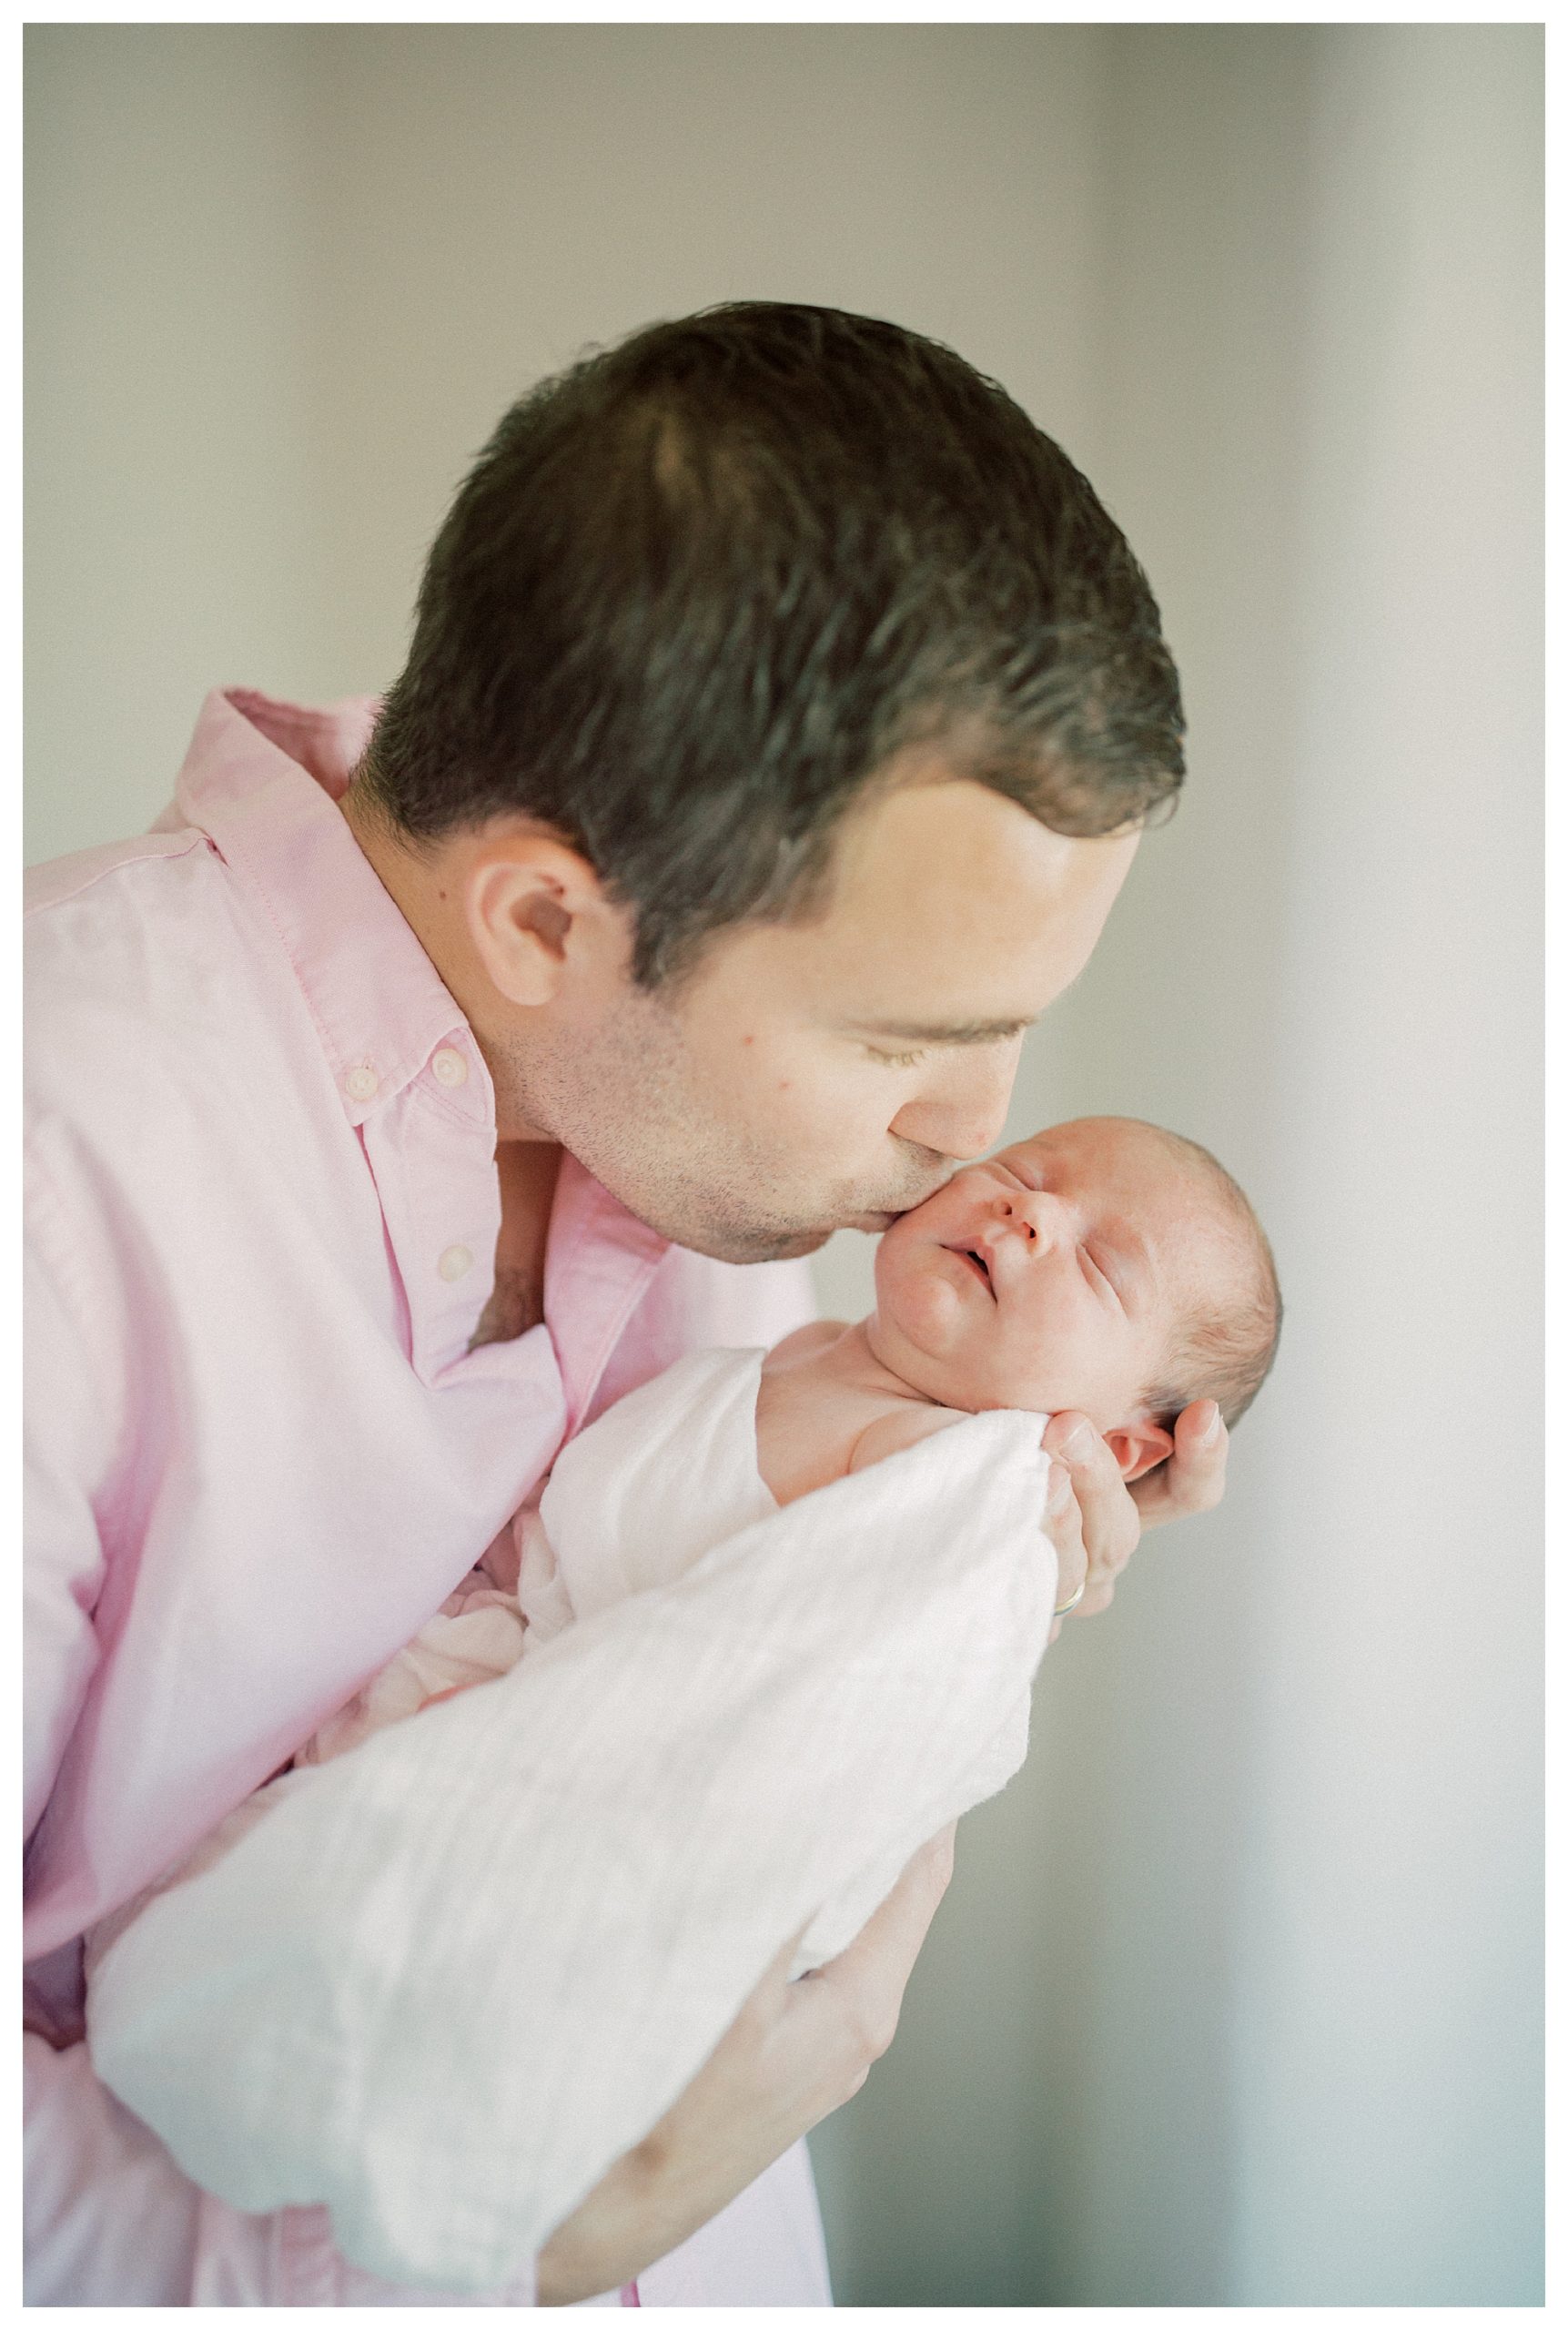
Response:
[1198,1406,1222,1447]
[1062,1421,1094,1460]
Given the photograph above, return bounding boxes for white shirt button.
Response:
[431,1046,469,1089]
[438,1243,473,1283]
[345,1064,379,1102]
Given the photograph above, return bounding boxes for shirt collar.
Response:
[543,1151,671,1432]
[168,688,674,1419]
[168,686,474,1130]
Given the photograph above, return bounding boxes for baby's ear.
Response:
[1105,1419,1177,1482]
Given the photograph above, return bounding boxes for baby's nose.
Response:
[996,1190,1066,1250]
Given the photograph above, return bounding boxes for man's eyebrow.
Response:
[848,1016,1038,1046]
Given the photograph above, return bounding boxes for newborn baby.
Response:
[297,1112,1280,1763]
[759,1109,1278,1497]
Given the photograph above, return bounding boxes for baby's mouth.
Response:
[946,1244,995,1299]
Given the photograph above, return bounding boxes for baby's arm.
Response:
[848,1403,972,1474]
[295,1590,526,1766]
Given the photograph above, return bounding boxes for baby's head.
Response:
[869,1116,1281,1480]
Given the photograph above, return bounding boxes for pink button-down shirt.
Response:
[24,687,832,2306]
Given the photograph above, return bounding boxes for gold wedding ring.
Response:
[1053,1577,1087,1617]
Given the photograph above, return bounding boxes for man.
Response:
[25,304,1227,2304]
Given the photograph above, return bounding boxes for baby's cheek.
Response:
[989,1315,1074,1416]
[903,1271,965,1342]
[882,1248,967,1352]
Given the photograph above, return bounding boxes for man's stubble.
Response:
[494,987,945,1265]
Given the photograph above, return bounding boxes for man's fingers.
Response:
[1043,1457,1088,1612]
[796,1823,956,2058]
[1043,1398,1229,1646]
[752,1922,814,2001]
[1045,1412,1138,1589]
[1132,1399,1229,1527]
[811,1822,956,1991]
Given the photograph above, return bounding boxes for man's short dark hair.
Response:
[359,301,1187,986]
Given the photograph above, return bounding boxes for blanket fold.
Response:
[86,1403,1056,2294]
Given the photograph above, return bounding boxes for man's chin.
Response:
[669,1216,894,1267]
[758,1227,836,1261]
[704,1223,835,1265]
[738,1208,909,1261]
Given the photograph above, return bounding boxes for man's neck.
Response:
[340,784,562,1343]
[339,782,487,1042]
[469,1140,562,1348]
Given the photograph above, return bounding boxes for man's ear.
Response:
[1104,1418,1178,1483]
[464,832,612,1008]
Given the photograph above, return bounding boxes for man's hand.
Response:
[534,1822,957,2304]
[1042,1399,1228,1644]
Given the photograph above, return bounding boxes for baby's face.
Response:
[870,1117,1226,1435]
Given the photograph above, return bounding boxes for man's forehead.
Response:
[802,774,1138,979]
[685,775,1138,1034]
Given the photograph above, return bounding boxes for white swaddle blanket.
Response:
[86,1351,1057,2294]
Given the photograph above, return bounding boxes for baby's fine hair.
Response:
[1134,1124,1283,1431]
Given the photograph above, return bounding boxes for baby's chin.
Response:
[870,1314,1070,1419]
[873,1255,1057,1412]
[941,1379,1061,1417]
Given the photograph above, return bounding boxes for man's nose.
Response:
[889,1046,1019,1163]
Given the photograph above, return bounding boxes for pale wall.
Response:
[25,27,332,863]
[811,24,1543,2308]
[25,22,1543,2305]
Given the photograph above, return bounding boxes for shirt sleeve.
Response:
[24,1196,212,2300]
[25,1180,543,2306]
[23,2028,207,2303]
[26,2032,542,2307]
[24,1199,115,1847]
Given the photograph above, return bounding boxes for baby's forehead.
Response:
[1006,1119,1238,1254]
[1006,1118,1188,1193]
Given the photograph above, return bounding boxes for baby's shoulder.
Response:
[848,1399,973,1474]
[762,1318,847,1372]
